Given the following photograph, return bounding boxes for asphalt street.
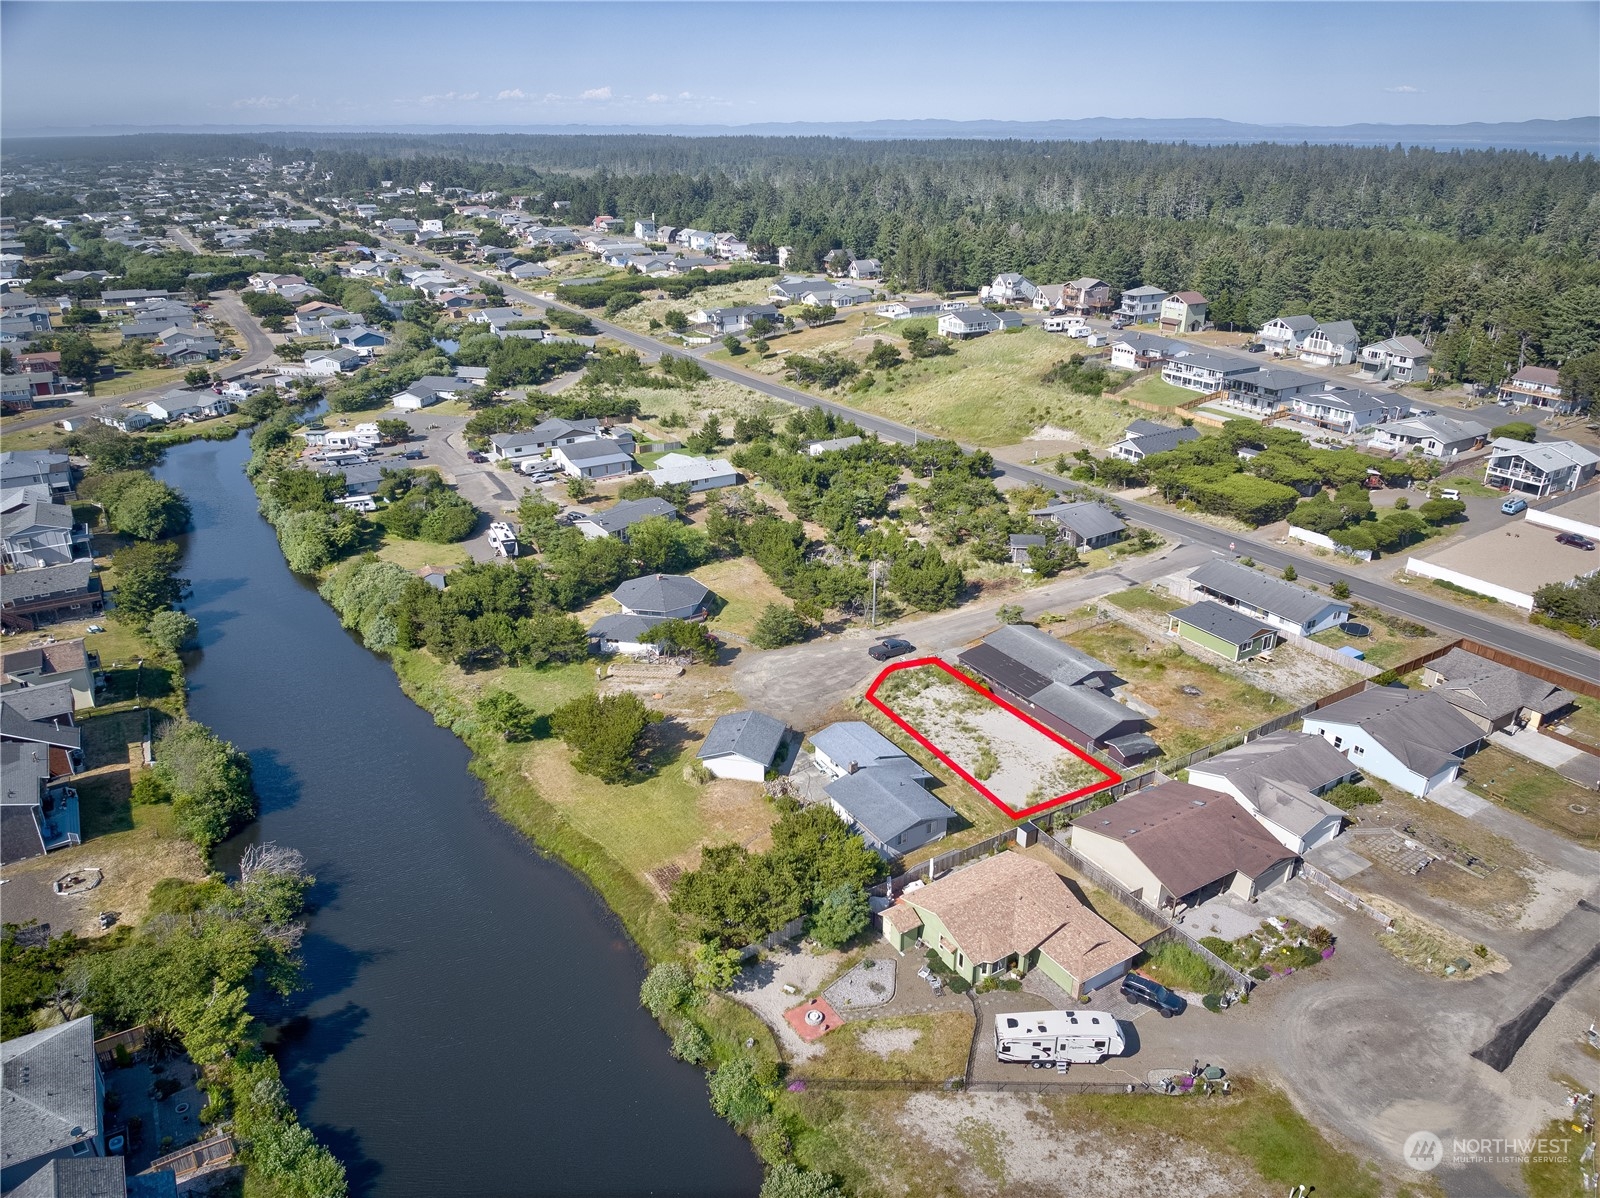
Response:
[371,233,1598,684]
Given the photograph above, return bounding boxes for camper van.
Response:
[994,1009,1125,1064]
[1044,314,1086,334]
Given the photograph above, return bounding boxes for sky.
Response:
[2,1,1596,133]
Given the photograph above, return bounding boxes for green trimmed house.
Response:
[880,851,1140,998]
[1168,600,1278,662]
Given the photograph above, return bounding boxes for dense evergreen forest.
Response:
[11,132,1600,379]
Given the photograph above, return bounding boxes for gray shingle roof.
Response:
[1427,648,1574,724]
[1116,426,1202,457]
[698,710,786,768]
[586,497,678,535]
[1189,560,1346,627]
[1030,682,1143,739]
[587,612,669,643]
[1191,730,1356,803]
[1031,501,1126,541]
[2,740,52,806]
[1309,688,1483,776]
[826,763,953,847]
[1171,600,1276,646]
[0,562,98,606]
[2,502,75,538]
[558,437,633,463]
[980,625,1114,688]
[810,721,906,770]
[0,1017,100,1170]
[8,1156,135,1198]
[611,573,710,615]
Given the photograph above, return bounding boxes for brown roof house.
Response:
[3,638,98,711]
[880,851,1140,997]
[1069,781,1298,911]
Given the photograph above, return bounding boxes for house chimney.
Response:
[847,761,858,774]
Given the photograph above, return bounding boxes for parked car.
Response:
[1246,341,1266,353]
[1437,488,1461,501]
[465,450,487,463]
[867,637,914,662]
[403,449,425,460]
[1109,316,1130,330]
[1500,496,1528,515]
[1556,532,1596,550]
[1120,973,1185,1018]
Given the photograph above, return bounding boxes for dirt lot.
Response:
[874,665,1108,811]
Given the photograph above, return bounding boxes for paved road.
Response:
[165,224,204,255]
[367,233,1599,683]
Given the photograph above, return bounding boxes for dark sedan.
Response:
[867,637,914,662]
[1120,973,1186,1018]
[1556,532,1596,550]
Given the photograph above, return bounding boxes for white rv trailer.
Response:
[1043,314,1086,333]
[994,1009,1125,1064]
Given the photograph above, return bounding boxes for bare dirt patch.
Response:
[859,1026,923,1057]
[892,1092,1257,1197]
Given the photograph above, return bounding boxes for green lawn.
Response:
[1559,695,1600,750]
[728,324,1139,448]
[1105,586,1183,614]
[1460,744,1599,846]
[1119,373,1196,408]
[694,557,792,640]
[1066,623,1287,762]
[800,1011,974,1083]
[1309,604,1444,670]
[1436,474,1500,498]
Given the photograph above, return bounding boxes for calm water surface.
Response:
[159,434,761,1197]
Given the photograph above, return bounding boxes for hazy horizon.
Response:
[3,1,1597,135]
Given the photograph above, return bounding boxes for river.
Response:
[157,433,763,1196]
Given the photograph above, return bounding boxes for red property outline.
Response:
[865,657,1122,820]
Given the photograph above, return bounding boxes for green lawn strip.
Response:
[1105,586,1183,614]
[1119,373,1197,408]
[1558,695,1600,749]
[1523,1116,1589,1198]
[1137,941,1229,993]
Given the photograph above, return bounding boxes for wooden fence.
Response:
[737,915,809,961]
[1298,863,1395,929]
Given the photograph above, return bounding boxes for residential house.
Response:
[646,453,739,493]
[611,573,711,620]
[0,682,84,779]
[1499,366,1580,414]
[938,309,1003,339]
[799,284,872,309]
[633,219,658,241]
[1117,286,1168,323]
[393,374,480,412]
[1031,284,1066,313]
[1287,383,1403,433]
[487,418,608,462]
[691,305,780,335]
[2,639,97,710]
[1008,533,1047,568]
[94,406,153,433]
[0,563,103,632]
[985,273,1037,304]
[1187,559,1350,637]
[1062,278,1113,316]
[303,347,363,375]
[572,497,680,540]
[809,721,955,858]
[0,455,76,502]
[1258,315,1317,356]
[1185,731,1359,854]
[2,502,91,570]
[872,298,941,320]
[1302,687,1484,796]
[879,851,1140,996]
[1223,366,1326,417]
[552,437,635,479]
[1299,321,1360,368]
[1027,500,1127,548]
[696,711,787,782]
[100,289,170,305]
[1161,348,1256,393]
[1069,781,1299,909]
[1107,420,1203,462]
[1358,335,1433,384]
[1167,601,1279,663]
[587,613,670,655]
[1159,292,1208,333]
[955,624,1158,764]
[1,740,81,864]
[1482,437,1598,497]
[0,1017,103,1191]
[1109,331,1183,372]
[848,259,881,281]
[1420,647,1575,734]
[1369,414,1489,459]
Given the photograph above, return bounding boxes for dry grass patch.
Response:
[1459,744,1599,847]
[375,536,472,572]
[695,556,792,640]
[1366,896,1508,978]
[802,1011,973,1083]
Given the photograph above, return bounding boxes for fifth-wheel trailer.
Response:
[995,1009,1125,1064]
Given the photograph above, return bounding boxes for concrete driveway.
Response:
[731,541,1212,727]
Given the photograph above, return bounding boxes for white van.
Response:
[1437,487,1461,501]
[995,1009,1125,1064]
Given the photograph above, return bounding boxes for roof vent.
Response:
[1191,799,1206,807]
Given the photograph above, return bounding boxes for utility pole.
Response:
[868,560,886,629]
